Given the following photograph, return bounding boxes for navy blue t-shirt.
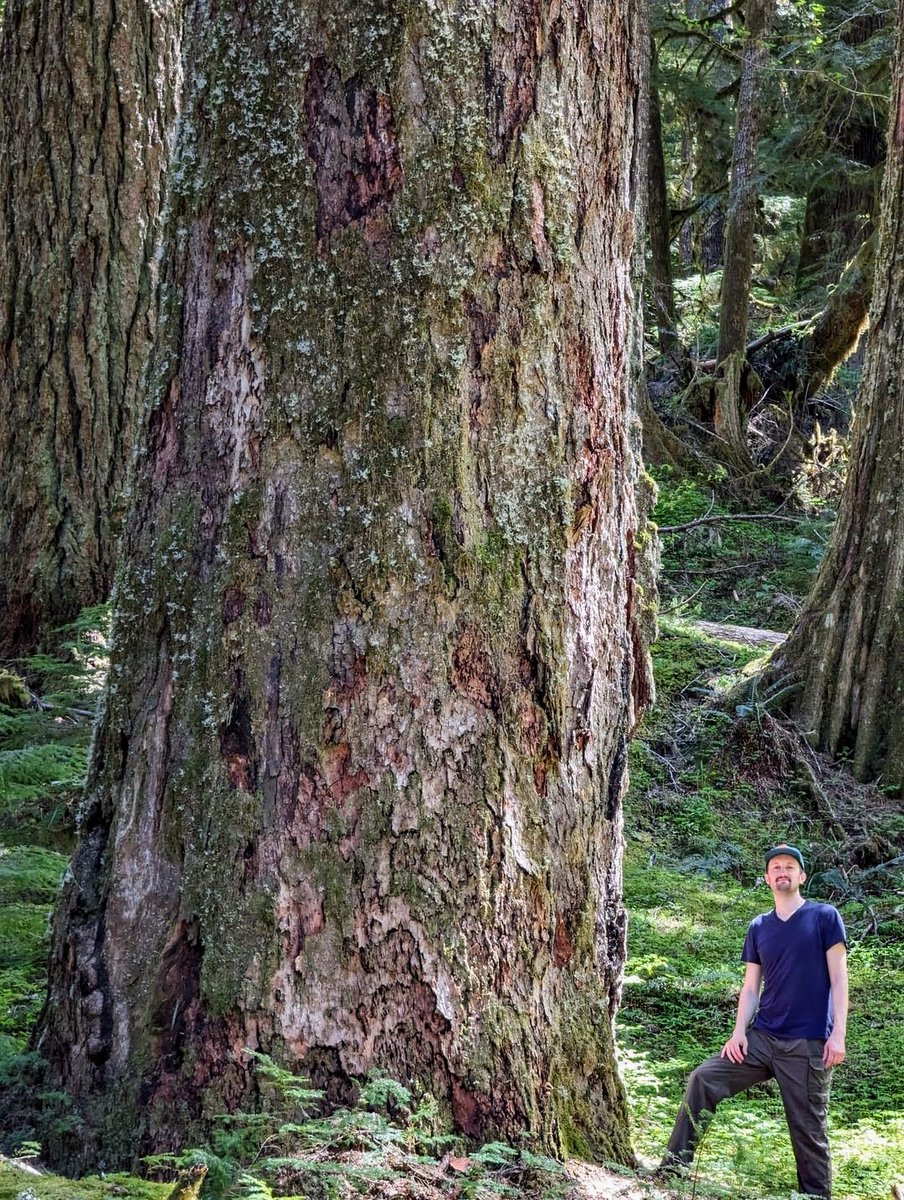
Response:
[741,900,847,1039]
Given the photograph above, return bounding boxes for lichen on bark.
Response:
[38,0,652,1171]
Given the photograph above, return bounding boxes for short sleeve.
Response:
[820,905,847,951]
[741,921,760,964]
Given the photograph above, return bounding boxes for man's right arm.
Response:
[721,962,762,1063]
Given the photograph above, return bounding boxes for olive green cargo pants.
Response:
[662,1027,833,1197]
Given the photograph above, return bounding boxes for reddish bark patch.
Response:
[533,751,550,796]
[451,626,498,709]
[489,0,544,158]
[320,741,369,802]
[553,912,574,967]
[304,58,403,246]
[451,1078,491,1137]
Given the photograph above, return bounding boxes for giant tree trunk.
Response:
[0,0,183,655]
[37,0,652,1172]
[770,0,904,793]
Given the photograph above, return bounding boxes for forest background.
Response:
[1,1,903,1199]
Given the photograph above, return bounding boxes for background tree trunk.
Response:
[795,7,886,291]
[648,43,679,354]
[716,0,774,367]
[770,0,904,793]
[0,0,183,655]
[712,0,774,463]
[792,230,875,413]
[37,0,653,1171]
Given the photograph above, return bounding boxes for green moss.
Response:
[0,1163,169,1199]
[0,847,67,906]
[549,984,632,1163]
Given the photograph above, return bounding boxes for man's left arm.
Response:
[824,941,848,1067]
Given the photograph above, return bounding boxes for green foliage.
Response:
[0,605,110,842]
[650,467,832,629]
[142,1058,564,1200]
[0,609,108,1079]
[621,613,904,1199]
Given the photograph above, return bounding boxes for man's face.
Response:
[764,854,806,895]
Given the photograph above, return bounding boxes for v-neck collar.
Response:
[774,898,808,924]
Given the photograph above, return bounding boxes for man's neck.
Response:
[773,892,806,920]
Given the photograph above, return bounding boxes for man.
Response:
[660,844,848,1198]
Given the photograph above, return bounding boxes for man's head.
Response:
[764,844,807,894]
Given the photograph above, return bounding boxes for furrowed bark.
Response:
[38,0,653,1171]
[0,0,183,654]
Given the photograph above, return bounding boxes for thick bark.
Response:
[770,1,904,793]
[716,0,774,367]
[647,45,678,354]
[0,0,183,655]
[37,0,653,1172]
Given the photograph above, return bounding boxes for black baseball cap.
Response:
[764,843,805,870]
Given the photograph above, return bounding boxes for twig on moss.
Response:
[658,510,803,534]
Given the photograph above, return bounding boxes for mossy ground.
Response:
[619,579,904,1197]
[0,1162,170,1199]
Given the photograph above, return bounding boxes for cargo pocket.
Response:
[807,1042,831,1113]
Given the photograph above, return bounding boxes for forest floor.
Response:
[1,474,903,1200]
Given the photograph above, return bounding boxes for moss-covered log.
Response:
[769,0,904,794]
[37,0,653,1172]
[0,0,183,654]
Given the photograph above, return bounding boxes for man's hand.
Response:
[823,1032,846,1067]
[720,1031,748,1063]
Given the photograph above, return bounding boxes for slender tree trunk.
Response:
[37,0,653,1171]
[678,127,694,268]
[716,0,774,367]
[770,0,904,793]
[648,43,679,354]
[713,0,774,462]
[687,0,730,272]
[0,0,183,655]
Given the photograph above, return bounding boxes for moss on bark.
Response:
[38,0,652,1172]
